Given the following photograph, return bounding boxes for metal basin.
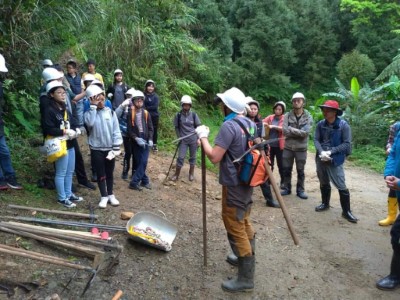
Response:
[126,211,178,252]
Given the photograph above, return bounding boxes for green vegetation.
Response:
[0,0,399,204]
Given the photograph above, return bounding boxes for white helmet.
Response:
[90,79,104,89]
[125,88,136,97]
[42,59,53,67]
[180,95,192,106]
[114,69,123,75]
[216,87,246,114]
[83,73,96,82]
[291,92,305,101]
[86,84,104,98]
[0,54,8,72]
[145,79,155,87]
[245,96,259,108]
[273,101,286,113]
[46,81,64,94]
[131,90,145,99]
[42,67,62,82]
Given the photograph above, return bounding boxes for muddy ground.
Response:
[0,142,399,300]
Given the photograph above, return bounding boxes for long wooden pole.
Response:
[8,204,98,220]
[201,145,207,266]
[262,152,300,245]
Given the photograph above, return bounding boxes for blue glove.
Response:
[148,140,154,148]
[135,137,146,148]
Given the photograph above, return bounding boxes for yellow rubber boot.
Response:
[379,197,398,226]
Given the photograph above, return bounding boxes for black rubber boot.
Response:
[226,238,255,266]
[189,165,195,181]
[315,185,331,212]
[261,182,280,208]
[376,249,400,290]
[339,189,358,223]
[222,256,255,292]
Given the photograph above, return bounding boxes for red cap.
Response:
[319,100,343,116]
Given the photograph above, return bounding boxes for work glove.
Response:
[75,127,82,136]
[121,99,131,108]
[79,126,87,136]
[195,125,210,139]
[148,140,154,148]
[135,137,146,148]
[107,93,113,99]
[90,104,98,110]
[65,129,77,140]
[319,150,332,162]
[106,150,116,160]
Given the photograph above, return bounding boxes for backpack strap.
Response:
[232,118,253,139]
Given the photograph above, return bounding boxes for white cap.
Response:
[42,67,62,82]
[46,81,64,94]
[114,69,123,75]
[216,87,247,114]
[291,92,305,100]
[131,90,145,99]
[125,88,136,96]
[86,84,104,98]
[180,95,192,105]
[42,59,53,67]
[0,54,8,72]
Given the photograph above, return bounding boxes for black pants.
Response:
[91,149,115,197]
[151,115,159,145]
[72,139,89,184]
[269,146,283,184]
[123,136,136,172]
[391,213,400,252]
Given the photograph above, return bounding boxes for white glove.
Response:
[135,137,146,148]
[320,151,332,158]
[65,129,77,139]
[148,140,153,148]
[90,105,97,110]
[121,99,130,108]
[108,93,113,99]
[195,125,210,139]
[75,127,82,136]
[106,150,116,160]
[79,126,86,136]
[113,150,121,156]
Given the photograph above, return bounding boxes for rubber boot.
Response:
[189,165,195,181]
[121,157,130,180]
[379,197,398,226]
[376,249,400,290]
[171,166,181,182]
[315,185,331,212]
[227,239,255,266]
[261,182,280,208]
[222,256,255,292]
[339,189,358,223]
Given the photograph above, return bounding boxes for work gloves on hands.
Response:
[121,99,131,108]
[148,140,154,148]
[195,125,210,139]
[135,137,147,148]
[65,129,77,140]
[319,150,332,162]
[106,150,121,160]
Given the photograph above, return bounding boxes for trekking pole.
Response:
[262,152,299,245]
[163,141,181,183]
[201,145,207,266]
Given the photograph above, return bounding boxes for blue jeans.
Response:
[75,100,84,127]
[0,135,16,181]
[54,147,75,200]
[130,139,150,186]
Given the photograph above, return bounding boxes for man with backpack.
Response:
[196,87,256,293]
[170,95,201,182]
[314,100,357,223]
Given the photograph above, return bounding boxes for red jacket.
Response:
[263,114,285,150]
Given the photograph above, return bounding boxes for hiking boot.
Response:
[280,189,291,196]
[7,177,23,190]
[171,167,181,182]
[140,183,152,190]
[129,184,143,191]
[69,194,84,202]
[121,172,128,180]
[58,198,76,208]
[78,181,96,190]
[108,194,120,206]
[0,180,9,190]
[297,191,308,199]
[99,196,108,208]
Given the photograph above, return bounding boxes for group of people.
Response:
[38,58,160,208]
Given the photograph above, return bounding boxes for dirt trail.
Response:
[0,148,399,299]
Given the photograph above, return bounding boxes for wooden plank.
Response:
[8,204,98,219]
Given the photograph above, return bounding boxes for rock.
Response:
[121,211,134,220]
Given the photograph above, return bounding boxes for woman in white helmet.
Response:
[43,81,82,208]
[84,85,123,208]
[170,95,201,182]
[195,87,256,293]
[106,69,130,110]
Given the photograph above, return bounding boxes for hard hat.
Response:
[291,92,305,101]
[180,95,192,106]
[90,79,104,89]
[114,69,123,75]
[42,67,62,82]
[145,79,155,87]
[83,74,96,82]
[245,96,259,109]
[46,81,65,94]
[273,101,286,113]
[0,54,8,72]
[85,84,104,98]
[216,87,247,114]
[125,88,136,96]
[131,90,145,99]
[42,59,53,67]
[319,100,343,116]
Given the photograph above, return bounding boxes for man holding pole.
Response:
[195,87,256,293]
